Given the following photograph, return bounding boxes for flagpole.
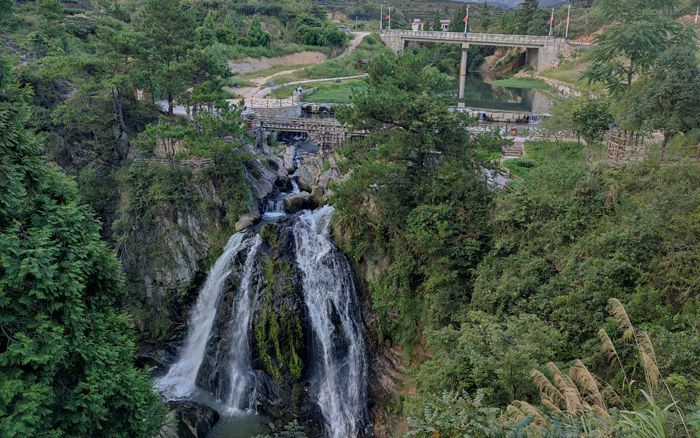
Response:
[464,5,470,37]
[548,8,554,40]
[695,6,699,25]
[380,4,383,34]
[565,3,571,41]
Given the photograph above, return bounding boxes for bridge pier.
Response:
[458,44,470,100]
[525,48,539,71]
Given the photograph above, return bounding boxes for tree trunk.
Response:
[627,58,634,93]
[111,88,130,161]
[661,132,669,162]
[168,90,174,116]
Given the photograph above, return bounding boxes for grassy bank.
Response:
[269,79,365,103]
[490,78,550,89]
[502,140,595,178]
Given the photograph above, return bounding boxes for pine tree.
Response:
[479,2,492,31]
[246,15,270,47]
[0,56,167,438]
[450,4,467,32]
[138,0,197,115]
[517,0,539,35]
[0,0,12,17]
[432,9,441,31]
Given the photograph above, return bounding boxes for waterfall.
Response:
[225,235,263,410]
[262,199,286,220]
[293,206,368,438]
[156,232,252,398]
[159,206,369,435]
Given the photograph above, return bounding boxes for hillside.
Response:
[318,0,515,19]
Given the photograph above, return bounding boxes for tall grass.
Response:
[507,299,690,438]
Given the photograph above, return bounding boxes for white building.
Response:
[412,18,451,31]
[411,19,425,31]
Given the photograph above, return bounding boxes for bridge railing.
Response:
[385,29,554,45]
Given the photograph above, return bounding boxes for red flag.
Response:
[547,17,553,24]
[386,15,390,20]
[463,16,468,22]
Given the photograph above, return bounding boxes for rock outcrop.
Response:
[284,191,317,213]
[162,401,221,438]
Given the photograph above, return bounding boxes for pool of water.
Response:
[300,72,551,115]
[453,72,551,114]
[188,389,272,438]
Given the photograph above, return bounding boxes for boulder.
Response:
[163,401,221,438]
[267,155,288,179]
[283,146,297,172]
[235,211,261,231]
[297,155,323,192]
[284,192,318,213]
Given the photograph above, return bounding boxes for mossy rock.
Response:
[260,223,279,245]
[254,260,304,382]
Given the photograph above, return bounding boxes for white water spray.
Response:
[156,232,252,398]
[225,235,263,411]
[293,206,368,438]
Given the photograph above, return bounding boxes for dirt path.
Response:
[341,32,369,57]
[236,32,370,99]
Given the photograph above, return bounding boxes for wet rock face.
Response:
[284,191,318,213]
[195,244,261,400]
[164,400,221,438]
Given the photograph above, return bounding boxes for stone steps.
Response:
[502,142,525,159]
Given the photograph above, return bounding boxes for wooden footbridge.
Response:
[249,117,367,150]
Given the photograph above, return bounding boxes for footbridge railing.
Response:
[383,29,553,47]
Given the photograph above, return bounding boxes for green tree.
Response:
[617,46,700,156]
[0,56,166,438]
[412,312,562,406]
[570,96,613,148]
[297,25,321,45]
[431,9,440,31]
[517,0,539,35]
[334,52,494,348]
[582,0,697,94]
[0,0,12,18]
[91,17,141,161]
[478,2,492,32]
[246,15,270,47]
[138,0,197,115]
[320,24,348,47]
[449,4,467,32]
[218,13,237,44]
[37,0,63,21]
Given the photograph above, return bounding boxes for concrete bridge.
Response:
[380,30,565,99]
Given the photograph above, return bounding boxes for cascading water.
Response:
[157,233,263,413]
[262,199,286,220]
[156,232,251,398]
[225,235,263,410]
[293,206,369,438]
